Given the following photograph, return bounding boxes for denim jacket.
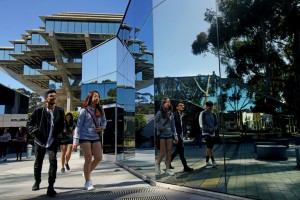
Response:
[73,106,106,144]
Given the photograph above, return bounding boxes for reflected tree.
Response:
[192,0,300,130]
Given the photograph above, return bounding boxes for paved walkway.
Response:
[0,150,244,200]
[159,136,300,200]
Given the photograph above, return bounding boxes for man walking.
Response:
[27,89,65,197]
[199,101,219,167]
[170,102,193,172]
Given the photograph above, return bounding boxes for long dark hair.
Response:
[82,90,103,118]
[65,112,74,127]
[160,97,173,119]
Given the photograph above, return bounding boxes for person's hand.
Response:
[95,126,103,133]
[72,144,78,152]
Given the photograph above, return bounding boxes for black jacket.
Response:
[27,106,65,147]
[173,110,187,139]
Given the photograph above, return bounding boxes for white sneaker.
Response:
[84,180,94,191]
[206,161,213,166]
[165,169,175,176]
[155,164,161,175]
[212,161,218,167]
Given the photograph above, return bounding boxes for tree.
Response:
[192,0,300,130]
[16,88,43,113]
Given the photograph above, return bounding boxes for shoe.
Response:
[84,180,94,191]
[32,182,40,191]
[61,168,65,173]
[47,186,57,197]
[2,158,7,162]
[165,169,175,176]
[165,162,174,169]
[206,161,213,166]
[212,161,218,167]
[65,163,70,170]
[184,166,193,172]
[155,164,161,175]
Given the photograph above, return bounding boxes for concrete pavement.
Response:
[0,150,245,200]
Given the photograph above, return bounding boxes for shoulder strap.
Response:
[85,108,99,127]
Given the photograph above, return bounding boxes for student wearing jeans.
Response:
[73,90,106,191]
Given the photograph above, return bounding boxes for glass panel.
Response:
[95,22,102,33]
[102,22,109,34]
[82,22,89,33]
[153,0,224,192]
[61,21,68,32]
[68,21,75,33]
[54,21,62,32]
[14,44,22,53]
[117,0,155,180]
[75,22,82,33]
[45,20,54,32]
[89,22,96,33]
[31,34,39,44]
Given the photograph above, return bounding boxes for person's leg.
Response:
[165,139,175,175]
[33,144,46,190]
[2,142,8,161]
[47,142,58,196]
[90,141,102,173]
[156,138,166,175]
[19,142,24,160]
[15,142,20,160]
[65,144,73,170]
[165,138,173,169]
[81,142,93,182]
[170,142,179,162]
[60,144,66,172]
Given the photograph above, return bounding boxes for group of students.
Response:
[27,89,106,197]
[155,97,219,176]
[0,127,27,162]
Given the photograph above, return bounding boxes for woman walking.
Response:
[72,90,106,191]
[15,127,27,161]
[154,97,178,176]
[60,113,75,173]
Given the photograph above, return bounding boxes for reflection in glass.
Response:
[117,0,155,179]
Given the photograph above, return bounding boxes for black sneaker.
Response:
[32,182,40,191]
[47,186,57,197]
[61,168,65,173]
[65,163,70,171]
[184,166,193,172]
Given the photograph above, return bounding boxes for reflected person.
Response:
[170,102,193,172]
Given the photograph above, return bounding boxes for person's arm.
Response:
[26,108,39,137]
[73,109,86,145]
[154,111,165,131]
[100,109,107,130]
[199,112,212,132]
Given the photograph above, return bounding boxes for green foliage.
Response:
[135,114,147,131]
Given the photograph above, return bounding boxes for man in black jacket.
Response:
[170,102,193,172]
[27,89,65,197]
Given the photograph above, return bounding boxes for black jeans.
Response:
[171,137,187,167]
[34,142,58,185]
[15,142,24,159]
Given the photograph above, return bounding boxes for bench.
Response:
[270,138,289,148]
[256,145,287,160]
[253,142,277,153]
[295,147,300,167]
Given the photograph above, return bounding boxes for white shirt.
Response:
[46,108,54,148]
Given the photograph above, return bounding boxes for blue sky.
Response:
[0,0,222,92]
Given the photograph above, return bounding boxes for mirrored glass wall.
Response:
[153,0,300,199]
[117,0,155,179]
